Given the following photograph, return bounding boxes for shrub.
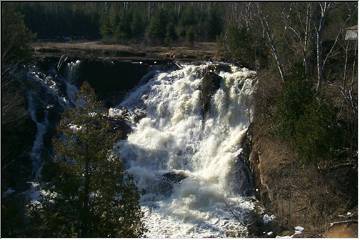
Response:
[2,3,35,65]
[272,62,345,164]
[294,99,339,163]
[274,76,314,139]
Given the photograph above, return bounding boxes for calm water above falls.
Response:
[113,63,257,237]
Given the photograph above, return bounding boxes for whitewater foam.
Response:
[115,63,257,237]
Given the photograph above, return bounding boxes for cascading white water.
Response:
[27,92,49,178]
[26,60,80,180]
[64,60,81,106]
[114,63,257,237]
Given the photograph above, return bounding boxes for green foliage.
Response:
[165,22,178,45]
[293,99,338,163]
[14,2,228,44]
[274,66,314,138]
[131,11,146,39]
[221,24,267,68]
[18,2,100,39]
[114,13,133,42]
[185,26,195,46]
[28,83,146,237]
[99,14,113,40]
[1,3,35,64]
[206,7,224,40]
[147,8,168,44]
[273,67,343,164]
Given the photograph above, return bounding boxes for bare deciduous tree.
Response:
[256,3,285,82]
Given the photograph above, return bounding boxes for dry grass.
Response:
[31,41,221,61]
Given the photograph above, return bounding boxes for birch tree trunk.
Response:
[315,2,332,92]
[256,3,285,82]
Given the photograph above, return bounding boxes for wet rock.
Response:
[109,107,146,123]
[162,171,187,183]
[132,109,146,123]
[107,117,132,138]
[228,130,254,196]
[247,211,286,238]
[200,71,222,117]
[154,171,188,196]
[206,63,232,74]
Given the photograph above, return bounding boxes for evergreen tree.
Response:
[28,83,146,237]
[206,7,223,40]
[222,24,261,68]
[100,14,113,40]
[1,3,35,65]
[165,22,178,45]
[186,26,195,46]
[131,10,146,40]
[147,8,168,43]
[114,12,133,42]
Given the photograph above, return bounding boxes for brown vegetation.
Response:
[249,69,357,237]
[31,41,222,61]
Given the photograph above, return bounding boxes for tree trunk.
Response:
[315,2,333,93]
[316,28,323,92]
[257,4,285,82]
[80,158,91,237]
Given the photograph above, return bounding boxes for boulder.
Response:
[206,63,232,74]
[200,71,222,117]
[162,171,187,183]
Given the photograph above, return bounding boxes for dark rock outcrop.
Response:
[107,117,132,139]
[155,171,188,196]
[228,130,255,197]
[206,63,232,74]
[200,71,222,117]
[162,171,187,183]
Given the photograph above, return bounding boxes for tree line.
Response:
[16,2,224,44]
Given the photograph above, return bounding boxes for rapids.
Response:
[114,63,257,237]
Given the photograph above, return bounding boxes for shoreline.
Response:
[31,41,223,62]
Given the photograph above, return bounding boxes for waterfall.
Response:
[115,63,257,237]
[26,60,80,181]
[64,60,80,106]
[27,92,49,179]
